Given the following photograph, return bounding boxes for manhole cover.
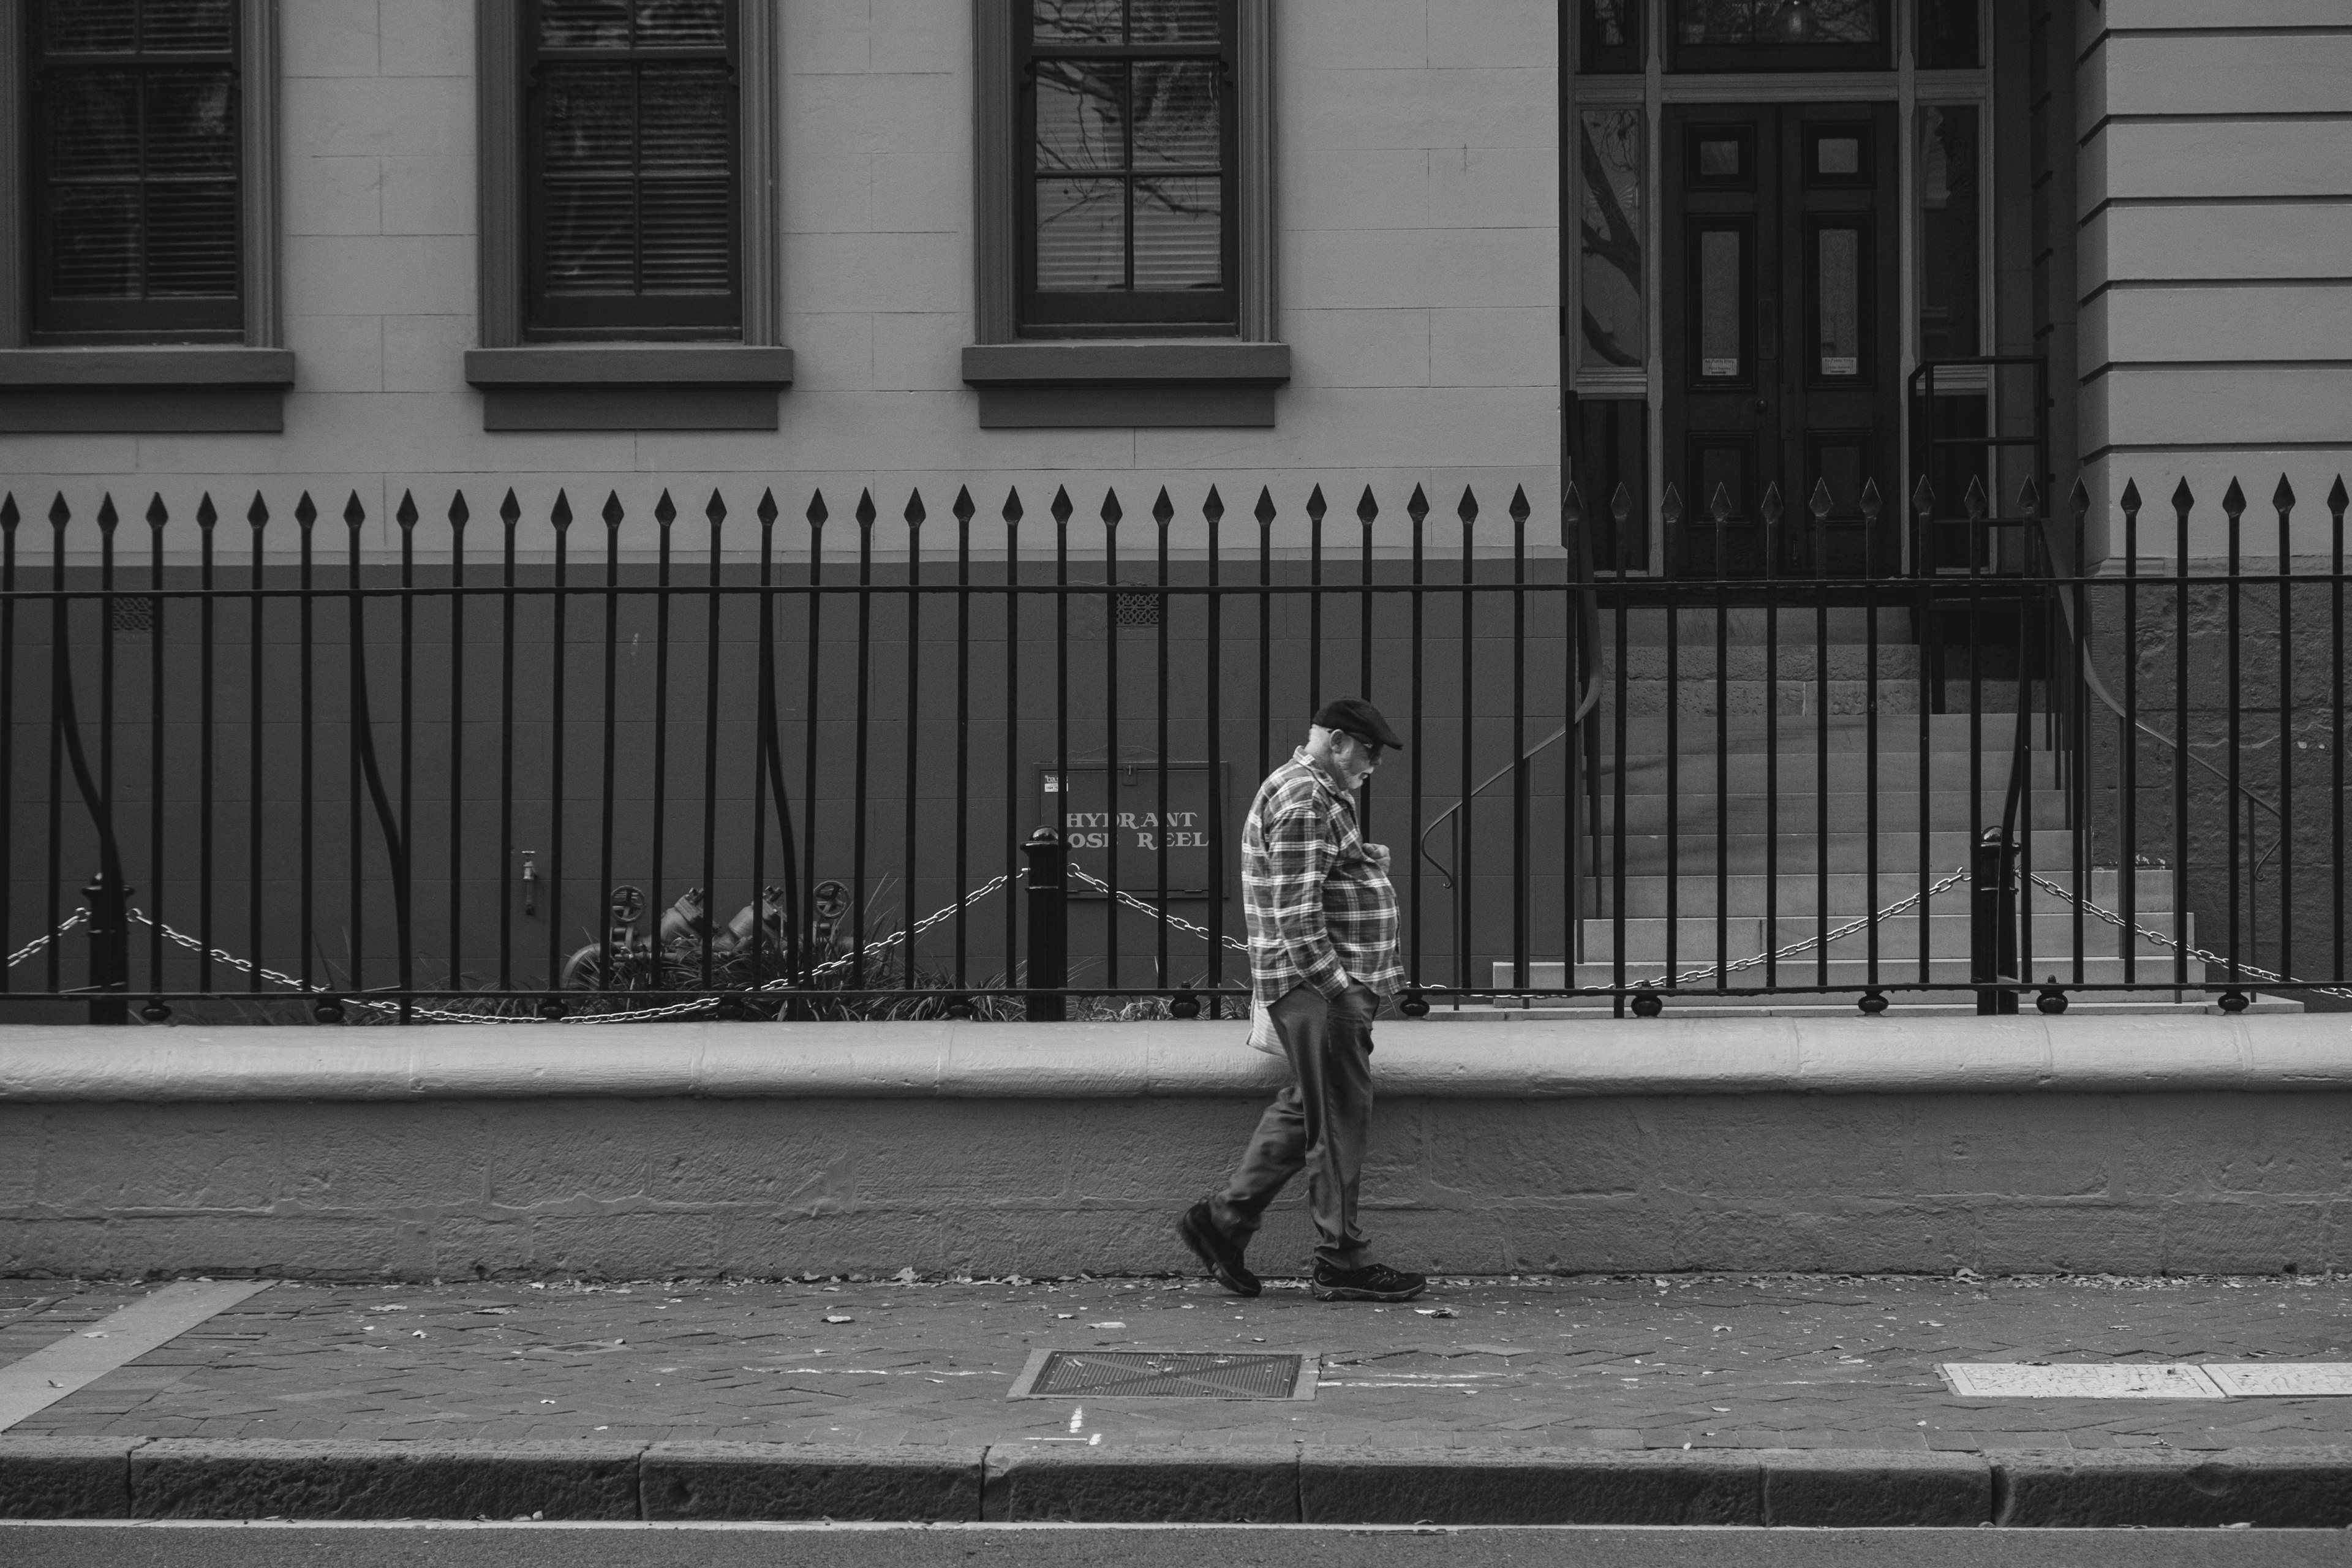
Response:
[1008,1350,1314,1400]
[2204,1364,2352,1398]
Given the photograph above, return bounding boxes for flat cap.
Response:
[1313,697,1404,750]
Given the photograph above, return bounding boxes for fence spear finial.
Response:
[344,491,367,529]
[1202,484,1223,525]
[146,494,168,529]
[1050,485,1074,526]
[1508,484,1531,526]
[1000,486,1022,526]
[1357,485,1378,527]
[1457,484,1479,527]
[395,491,418,529]
[2170,477,2195,519]
[1860,476,1882,522]
[1152,486,1174,529]
[2274,473,2297,514]
[2069,477,2091,519]
[2222,477,2247,521]
[1911,474,1934,517]
[601,491,624,529]
[1253,486,1276,530]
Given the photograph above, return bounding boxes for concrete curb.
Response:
[4,1438,2350,1527]
[4,1013,2350,1102]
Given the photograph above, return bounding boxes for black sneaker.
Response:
[1177,1200,1261,1298]
[1311,1261,1427,1303]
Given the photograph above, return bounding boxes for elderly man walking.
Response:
[1177,699,1427,1303]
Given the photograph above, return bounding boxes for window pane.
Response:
[1033,0,1121,43]
[1133,175,1219,288]
[1917,104,1979,360]
[44,0,136,53]
[140,0,232,51]
[1698,228,1741,377]
[1917,0,1979,69]
[1036,176,1125,290]
[638,175,731,289]
[1678,0,1876,45]
[143,181,239,293]
[540,0,630,47]
[1131,61,1218,168]
[639,61,729,167]
[1817,227,1860,376]
[47,187,141,296]
[541,64,636,171]
[145,69,239,176]
[635,0,726,47]
[47,72,142,179]
[1588,0,1632,47]
[1129,0,1219,43]
[541,181,638,293]
[1036,61,1125,173]
[1578,109,1643,371]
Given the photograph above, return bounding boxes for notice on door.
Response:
[1702,356,1739,377]
[1040,763,1226,899]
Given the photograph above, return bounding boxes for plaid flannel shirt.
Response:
[1242,748,1403,1006]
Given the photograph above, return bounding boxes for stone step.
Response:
[1603,645,1925,680]
[1601,713,2045,755]
[1553,911,2193,965]
[1596,679,2052,718]
[1580,867,2179,918]
[1435,993,2302,1018]
[1542,955,2206,990]
[1599,829,2077,875]
[1597,606,1910,646]
[1600,751,2062,793]
[1589,789,2070,834]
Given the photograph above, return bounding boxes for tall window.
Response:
[1020,0,1238,334]
[27,0,243,343]
[524,0,739,340]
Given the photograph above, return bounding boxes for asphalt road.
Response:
[4,1523,2348,1568]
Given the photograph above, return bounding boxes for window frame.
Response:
[2,0,281,351]
[519,0,743,342]
[974,0,1274,348]
[477,0,780,352]
[1015,1,1241,336]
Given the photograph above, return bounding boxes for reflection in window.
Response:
[1023,0,1232,323]
[1917,0,1980,69]
[1581,0,1642,72]
[1917,105,1979,361]
[1676,0,1877,45]
[1817,227,1860,377]
[1578,110,1644,371]
[1698,228,1741,379]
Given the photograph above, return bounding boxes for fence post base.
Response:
[81,870,131,1027]
[1023,827,1067,1023]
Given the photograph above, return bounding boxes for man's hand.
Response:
[1336,981,1378,1023]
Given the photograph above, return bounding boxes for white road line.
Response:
[0,1280,276,1430]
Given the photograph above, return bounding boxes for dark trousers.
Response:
[1210,981,1376,1270]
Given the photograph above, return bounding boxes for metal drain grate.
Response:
[1009,1349,1314,1400]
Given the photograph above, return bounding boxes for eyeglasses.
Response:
[1344,733,1385,763]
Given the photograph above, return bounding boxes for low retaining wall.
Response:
[2,1014,2349,1279]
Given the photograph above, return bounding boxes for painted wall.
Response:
[2076,0,2352,563]
[7,1,1562,564]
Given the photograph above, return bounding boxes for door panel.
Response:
[1662,102,1899,578]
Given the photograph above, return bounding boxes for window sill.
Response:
[0,347,296,433]
[463,345,796,431]
[960,340,1291,428]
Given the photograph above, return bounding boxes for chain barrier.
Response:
[3,911,86,970]
[2024,871,2352,1003]
[31,863,2343,1013]
[21,877,1016,1025]
[1068,868,1250,954]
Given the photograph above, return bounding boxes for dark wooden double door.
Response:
[1662,102,1899,579]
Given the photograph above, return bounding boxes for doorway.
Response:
[1660,102,1900,578]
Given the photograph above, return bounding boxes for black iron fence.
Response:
[2,469,2346,1024]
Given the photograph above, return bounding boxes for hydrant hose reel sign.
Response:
[1039,763,1226,900]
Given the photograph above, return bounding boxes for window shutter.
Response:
[31,0,243,341]
[526,0,741,337]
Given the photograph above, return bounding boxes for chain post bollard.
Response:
[81,869,132,1025]
[1972,827,2019,1015]
[1023,827,1068,1022]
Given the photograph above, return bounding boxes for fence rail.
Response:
[2,467,2346,1024]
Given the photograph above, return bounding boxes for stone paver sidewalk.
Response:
[9,1272,2352,1454]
